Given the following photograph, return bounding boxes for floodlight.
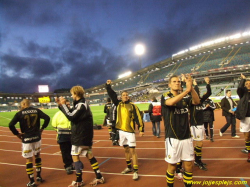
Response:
[118,71,132,79]
[135,44,145,56]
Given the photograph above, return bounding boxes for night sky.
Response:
[1,0,250,93]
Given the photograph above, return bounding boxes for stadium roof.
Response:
[85,32,250,94]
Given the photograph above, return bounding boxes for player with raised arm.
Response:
[56,86,104,187]
[105,79,144,180]
[161,74,200,187]
[190,77,211,171]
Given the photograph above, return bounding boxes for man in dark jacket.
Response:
[236,74,250,162]
[219,90,239,138]
[56,86,104,187]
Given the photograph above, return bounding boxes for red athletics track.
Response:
[0,109,249,187]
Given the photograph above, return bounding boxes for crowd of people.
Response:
[8,74,250,187]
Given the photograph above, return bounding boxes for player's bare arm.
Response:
[241,73,246,79]
[185,74,200,105]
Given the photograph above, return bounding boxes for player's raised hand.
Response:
[241,73,246,79]
[55,97,61,105]
[193,79,197,86]
[59,96,66,105]
[204,77,210,84]
[106,80,112,85]
[180,74,185,82]
[185,74,193,92]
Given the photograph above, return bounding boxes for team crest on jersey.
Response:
[182,100,186,106]
[168,155,171,159]
[197,135,200,138]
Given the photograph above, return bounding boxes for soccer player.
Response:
[52,99,74,174]
[103,98,112,140]
[190,77,211,171]
[161,74,200,187]
[56,86,104,187]
[236,73,250,162]
[105,80,144,180]
[9,99,50,187]
[109,102,120,145]
[203,98,216,142]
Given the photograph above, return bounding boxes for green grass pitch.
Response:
[0,103,150,130]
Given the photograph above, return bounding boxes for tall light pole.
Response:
[135,44,145,69]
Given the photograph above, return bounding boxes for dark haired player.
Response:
[190,77,211,171]
[236,74,250,162]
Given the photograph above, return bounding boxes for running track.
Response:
[0,110,249,187]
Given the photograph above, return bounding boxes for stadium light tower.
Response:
[135,44,145,69]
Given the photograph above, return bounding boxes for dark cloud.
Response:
[1,0,250,93]
[1,0,62,26]
[2,55,57,80]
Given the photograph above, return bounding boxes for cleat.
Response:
[196,162,207,171]
[194,161,207,166]
[133,172,139,180]
[176,173,183,181]
[68,181,84,187]
[112,140,119,146]
[121,167,133,174]
[89,177,105,186]
[219,131,223,137]
[27,181,37,187]
[241,149,248,154]
[232,135,240,138]
[210,138,214,142]
[36,177,45,183]
[206,136,209,140]
[66,166,73,175]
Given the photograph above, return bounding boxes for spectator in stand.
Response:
[203,98,216,142]
[236,74,250,162]
[148,96,162,138]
